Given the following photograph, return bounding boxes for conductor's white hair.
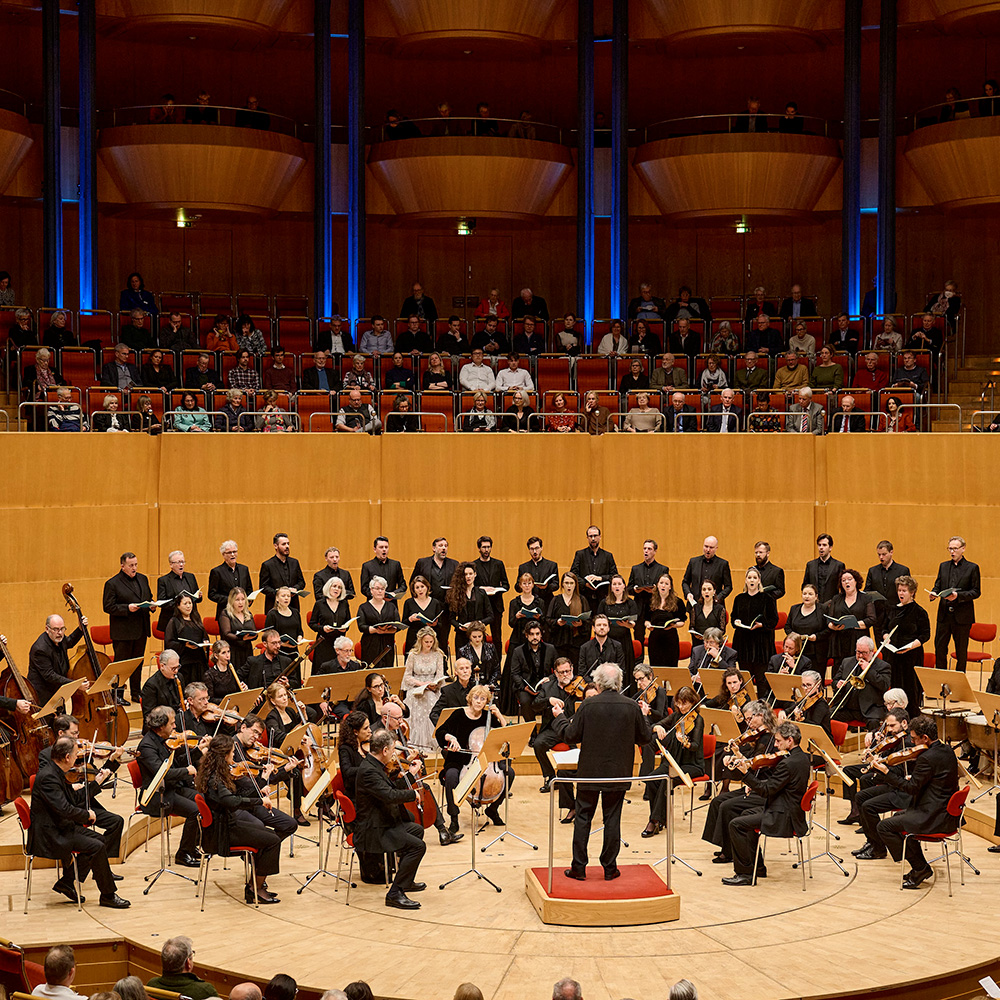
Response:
[669,981,698,1000]
[593,662,623,693]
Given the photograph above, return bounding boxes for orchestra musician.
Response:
[688,627,737,686]
[30,737,130,908]
[232,714,298,845]
[181,681,236,736]
[313,636,361,718]
[702,666,752,796]
[785,670,831,736]
[27,614,89,720]
[509,623,557,723]
[722,720,811,886]
[195,734,282,904]
[429,657,475,727]
[336,710,384,880]
[633,663,670,776]
[767,633,813,693]
[841,707,910,828]
[457,622,501,690]
[140,649,183,722]
[532,657,583,814]
[102,552,154,705]
[833,637,891,729]
[244,630,298,690]
[203,641,246,704]
[262,681,311,826]
[550,662,652,881]
[353,672,408,727]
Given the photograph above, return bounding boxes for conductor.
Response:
[551,661,652,881]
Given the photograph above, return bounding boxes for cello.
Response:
[0,633,49,782]
[62,583,129,745]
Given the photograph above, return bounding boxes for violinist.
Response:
[722,720,811,886]
[642,686,705,837]
[578,614,626,679]
[27,614,90,721]
[244,630,298,690]
[429,657,474,727]
[139,650,183,724]
[840,708,909,828]
[633,664,669,777]
[218,587,257,675]
[787,670,831,736]
[102,552,154,705]
[688,628,738,686]
[310,576,353,669]
[264,586,305,654]
[354,728,427,910]
[262,682,311,826]
[232,714,298,845]
[203,641,246,704]
[337,710,384,883]
[703,666,754,797]
[164,595,210,689]
[702,700,777,864]
[865,714,958,887]
[195,734,282,905]
[833,636,890,729]
[435,685,508,832]
[353,672,408,727]
[509,622,556,722]
[137,705,205,868]
[533,657,583,812]
[182,681,235,737]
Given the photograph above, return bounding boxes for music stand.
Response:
[798,723,853,876]
[700,668,757,700]
[972,691,1000,803]
[651,748,699,875]
[32,679,86,720]
[295,765,351,892]
[653,667,696,695]
[700,707,743,744]
[478,722,537,853]
[764,672,805,705]
[438,754,502,893]
[218,687,265,717]
[88,658,142,795]
[140,756,198,893]
[915,667,978,709]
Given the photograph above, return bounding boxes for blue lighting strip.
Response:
[78,0,96,310]
[577,0,595,341]
[346,0,365,322]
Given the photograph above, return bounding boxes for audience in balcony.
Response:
[509,110,537,140]
[670,316,701,356]
[236,315,267,356]
[24,348,66,406]
[8,308,35,348]
[431,101,462,137]
[495,353,534,391]
[978,80,999,118]
[399,282,438,325]
[342,352,376,390]
[149,94,178,124]
[892,351,929,395]
[744,286,777,325]
[544,392,577,432]
[216,389,252,433]
[779,284,816,319]
[627,282,667,322]
[185,90,218,126]
[315,315,353,354]
[136,395,162,434]
[663,285,711,325]
[257,389,294,432]
[264,348,298,393]
[0,270,15,306]
[786,319,816,359]
[786,386,825,435]
[832,394,867,433]
[359,316,393,355]
[708,320,739,354]
[628,318,661,356]
[140,348,178,391]
[884,395,916,433]
[395,315,433,354]
[235,95,270,131]
[464,390,497,431]
[48,386,88,432]
[206,315,237,352]
[383,352,415,391]
[810,346,844,390]
[384,109,420,139]
[92,393,132,433]
[618,357,649,394]
[512,315,545,355]
[512,287,550,322]
[773,351,809,391]
[778,101,804,134]
[436,316,471,355]
[735,350,768,392]
[119,271,159,318]
[746,314,782,356]
[422,352,452,390]
[939,87,970,122]
[853,352,889,392]
[750,391,782,431]
[872,316,902,351]
[666,391,696,433]
[160,311,197,351]
[650,353,688,391]
[228,348,260,392]
[596,318,628,356]
[302,351,339,392]
[706,387,742,432]
[184,352,219,391]
[174,391,212,432]
[908,313,943,357]
[504,388,535,433]
[554,313,581,356]
[42,310,77,349]
[458,348,496,391]
[624,391,661,433]
[699,354,727,402]
[101,343,141,390]
[120,308,155,352]
[471,316,509,356]
[337,388,380,434]
[925,280,961,329]
[582,389,611,435]
[733,96,765,133]
[474,288,510,320]
[829,312,860,354]
[473,102,500,137]
[386,393,419,433]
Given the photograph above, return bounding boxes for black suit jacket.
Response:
[831,409,868,433]
[429,679,474,726]
[399,295,438,325]
[156,570,202,633]
[140,669,183,717]
[742,744,812,837]
[881,740,960,834]
[509,642,557,694]
[835,655,891,720]
[665,404,696,433]
[353,754,417,854]
[779,297,817,319]
[864,561,910,603]
[570,547,618,602]
[756,561,786,600]
[802,557,846,604]
[517,558,560,594]
[931,557,980,625]
[99,361,141,387]
[688,644,739,677]
[137,729,195,815]
[103,570,153,641]
[531,675,579,735]
[27,629,83,711]
[313,566,356,601]
[577,637,625,678]
[207,561,254,614]
[411,556,459,604]
[360,557,406,599]
[258,555,306,612]
[682,555,733,604]
[302,366,340,391]
[244,651,298,690]
[28,757,93,857]
[552,689,652,790]
[706,404,742,432]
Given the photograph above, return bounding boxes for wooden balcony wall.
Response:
[904,118,1000,213]
[0,108,34,196]
[96,0,299,44]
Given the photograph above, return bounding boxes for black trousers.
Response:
[389,821,426,894]
[246,802,297,842]
[441,762,512,818]
[645,762,704,825]
[229,811,282,877]
[703,790,765,857]
[570,787,625,873]
[533,729,575,809]
[145,786,200,856]
[729,808,766,876]
[58,827,116,896]
[935,618,971,672]
[112,637,147,701]
[876,812,931,873]
[843,763,878,806]
[92,800,125,858]
[857,784,909,846]
[516,689,538,722]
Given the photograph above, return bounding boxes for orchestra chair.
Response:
[752,779,819,890]
[899,786,976,897]
[332,775,358,905]
[776,611,788,630]
[203,616,220,638]
[0,939,45,994]
[683,734,717,831]
[950,622,996,683]
[124,759,153,854]
[14,796,83,913]
[633,639,643,662]
[193,793,260,909]
[89,624,113,651]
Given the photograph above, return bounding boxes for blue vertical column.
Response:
[78,0,97,311]
[314,0,333,318]
[42,0,62,307]
[576,0,594,341]
[610,0,628,321]
[841,0,861,315]
[877,0,897,315]
[347,0,365,321]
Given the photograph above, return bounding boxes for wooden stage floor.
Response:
[3,777,1000,1000]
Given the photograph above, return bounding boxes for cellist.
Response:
[0,633,32,716]
[27,615,90,722]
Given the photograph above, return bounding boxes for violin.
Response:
[201,703,241,725]
[675,711,696,749]
[633,676,662,704]
[564,675,588,698]
[166,730,202,750]
[230,761,259,778]
[66,761,106,784]
[865,742,927,772]
[729,747,789,770]
[728,725,767,752]
[76,739,139,760]
[791,690,822,721]
[729,687,750,710]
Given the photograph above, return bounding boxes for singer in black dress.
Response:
[358,577,401,665]
[730,567,779,695]
[598,574,639,673]
[645,574,687,668]
[883,575,931,710]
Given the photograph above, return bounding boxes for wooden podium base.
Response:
[525,864,681,926]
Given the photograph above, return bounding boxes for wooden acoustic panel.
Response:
[905,119,1000,213]
[97,125,307,217]
[367,137,573,221]
[0,108,34,195]
[632,134,842,220]
[929,0,1000,33]
[101,0,295,43]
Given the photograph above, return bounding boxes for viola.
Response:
[564,675,588,699]
[867,743,927,772]
[76,739,139,760]
[792,690,822,721]
[730,747,788,770]
[675,710,696,749]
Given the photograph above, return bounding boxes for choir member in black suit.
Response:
[627,540,668,651]
[410,537,458,650]
[155,550,202,634]
[825,568,876,665]
[533,656,583,810]
[832,636,891,729]
[681,537,733,609]
[218,587,257,675]
[258,533,306,613]
[517,536,560,596]
[357,577,402,666]
[801,533,846,604]
[207,540,254,617]
[864,540,910,636]
[102,552,154,703]
[752,541,785,600]
[163,594,210,689]
[447,562,493,652]
[312,546,356,601]
[784,584,831,674]
[598,575,639,673]
[645,574,688,668]
[310,576,353,668]
[883,575,931,710]
[570,526,618,613]
[930,535,981,673]
[360,536,406,601]
[547,572,590,667]
[27,614,87,716]
[577,615,625,678]
[474,535,510,659]
[508,623,557,721]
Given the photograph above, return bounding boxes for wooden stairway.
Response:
[936,353,1000,431]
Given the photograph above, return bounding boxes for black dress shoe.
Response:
[721,874,755,886]
[563,868,586,881]
[712,855,732,864]
[604,868,621,881]
[988,845,1000,853]
[294,813,311,827]
[439,828,461,845]
[560,811,576,825]
[385,892,420,909]
[851,843,873,857]
[174,853,201,868]
[448,818,460,835]
[755,869,768,879]
[902,868,933,889]
[99,893,131,909]
[539,779,552,793]
[698,789,713,801]
[640,822,661,839]
[855,846,888,860]
[112,873,124,881]
[484,806,504,826]
[837,813,860,826]
[52,880,84,904]
[400,882,426,892]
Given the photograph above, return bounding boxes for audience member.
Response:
[777,101,803,134]
[174,391,212,432]
[32,945,82,1000]
[746,313,782,356]
[872,316,902,351]
[628,318,661,356]
[925,279,961,330]
[624,391,661,432]
[832,394,867,433]
[779,284,816,319]
[907,313,943,357]
[422,352,452,390]
[582,389,611,435]
[551,979,581,1000]
[853,352,889,392]
[495,353,534,391]
[230,987,262,1000]
[120,309,154,352]
[618,357,649,394]
[786,319,816,358]
[744,285,777,324]
[343,984,373,1000]
[399,283,438,325]
[395,315,433,354]
[8,307,36,347]
[472,102,499,136]
[359,315,393,354]
[829,312,860,354]
[159,311,197,351]
[101,343,141,390]
[503,388,534,432]
[42,310,77,349]
[669,317,700,356]
[262,976,296,1000]
[511,287,549,322]
[786,386,825,434]
[554,313,581,356]
[733,96,765,133]
[257,389,294,432]
[431,101,463,137]
[474,288,510,319]
[544,392,577,432]
[146,937,219,1000]
[119,271,159,318]
[92,393,132,433]
[939,86,969,122]
[337,388,380,434]
[0,269,16,306]
[302,351,339,392]
[185,90,218,125]
[206,315,237,352]
[149,94,177,124]
[749,390,782,431]
[48,386,88,432]
[136,394,163,434]
[452,986,483,1000]
[463,390,496,432]
[24,346,66,405]
[227,348,260,392]
[458,348,496,391]
[773,350,809,390]
[979,79,999,117]
[596,318,629,356]
[669,981,698,1000]
[508,110,536,139]
[663,285,711,324]
[342,352,375,390]
[234,95,270,131]
[112,977,148,1000]
[706,386,742,432]
[512,314,546,355]
[436,315,471,355]
[235,314,267,356]
[884,395,916,433]
[650,352,689,390]
[217,389,252,432]
[139,349,177,390]
[627,282,667,321]
[383,352,414,391]
[263,348,298,392]
[891,350,929,395]
[383,108,420,139]
[315,315,353,354]
[708,319,739,354]
[471,315,509,355]
[386,393,419,433]
[665,390,696,432]
[735,350,768,391]
[809,346,843,390]
[699,354,727,400]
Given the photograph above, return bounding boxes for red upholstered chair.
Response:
[14,796,83,912]
[683,734,717,830]
[678,639,692,660]
[90,624,112,650]
[124,758,153,853]
[900,786,976,897]
[0,938,46,993]
[633,639,643,662]
[950,622,996,682]
[752,779,819,890]
[194,793,261,909]
[776,611,788,630]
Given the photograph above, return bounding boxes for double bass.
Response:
[0,633,48,784]
[62,583,129,744]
